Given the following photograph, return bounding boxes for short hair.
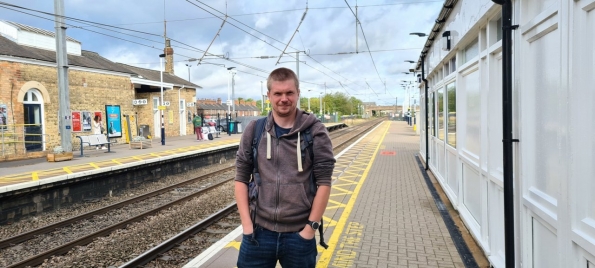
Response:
[266,67,299,92]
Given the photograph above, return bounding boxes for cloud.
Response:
[0,0,443,106]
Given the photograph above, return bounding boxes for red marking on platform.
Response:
[380,151,396,155]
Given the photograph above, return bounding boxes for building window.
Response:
[430,92,435,136]
[450,57,457,73]
[463,38,479,64]
[446,82,456,148]
[496,17,502,42]
[437,89,444,141]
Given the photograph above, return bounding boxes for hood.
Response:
[264,108,320,172]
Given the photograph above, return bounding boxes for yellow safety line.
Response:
[90,163,100,169]
[32,172,39,181]
[112,159,122,165]
[133,156,143,160]
[63,167,73,174]
[317,123,389,267]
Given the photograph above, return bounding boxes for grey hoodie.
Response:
[235,109,336,233]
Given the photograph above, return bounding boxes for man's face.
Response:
[268,79,299,118]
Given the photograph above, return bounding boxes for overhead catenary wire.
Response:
[186,0,356,94]
[344,0,381,96]
[274,7,308,65]
[0,1,271,75]
[196,17,227,65]
[0,1,411,99]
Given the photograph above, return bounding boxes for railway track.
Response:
[0,119,384,267]
[129,119,384,267]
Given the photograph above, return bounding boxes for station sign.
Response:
[132,99,148,105]
[186,102,196,107]
[164,101,171,106]
[226,99,232,106]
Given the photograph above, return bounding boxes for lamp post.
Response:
[307,89,313,112]
[319,93,322,116]
[409,32,428,37]
[185,64,191,82]
[159,53,166,145]
[260,81,264,114]
[226,67,235,135]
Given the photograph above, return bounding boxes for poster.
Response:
[168,110,174,124]
[105,105,122,138]
[0,104,7,129]
[71,111,82,132]
[82,111,92,132]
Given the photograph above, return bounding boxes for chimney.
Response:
[217,98,222,105]
[164,39,174,74]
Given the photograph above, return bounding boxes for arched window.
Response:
[23,89,44,151]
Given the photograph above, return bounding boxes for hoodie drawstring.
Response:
[297,132,303,172]
[266,132,271,159]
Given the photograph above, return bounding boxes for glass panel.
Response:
[447,82,456,147]
[25,92,30,102]
[496,17,502,42]
[32,92,38,101]
[450,57,457,73]
[437,89,445,140]
[430,93,435,136]
[464,38,479,63]
[153,98,159,110]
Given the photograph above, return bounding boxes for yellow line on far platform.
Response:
[317,123,389,267]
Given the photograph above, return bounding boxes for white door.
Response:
[153,97,160,138]
[179,100,186,136]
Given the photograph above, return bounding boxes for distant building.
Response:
[0,20,199,161]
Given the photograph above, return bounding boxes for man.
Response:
[234,67,335,267]
[192,114,203,141]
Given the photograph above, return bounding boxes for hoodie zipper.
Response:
[273,136,280,230]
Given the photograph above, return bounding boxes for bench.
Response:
[76,134,116,156]
[203,126,221,139]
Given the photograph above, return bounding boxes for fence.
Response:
[1,124,47,157]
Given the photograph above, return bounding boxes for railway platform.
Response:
[186,121,486,268]
[0,121,489,267]
[0,123,346,194]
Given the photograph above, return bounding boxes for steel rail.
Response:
[4,119,384,267]
[119,119,385,266]
[5,178,232,268]
[120,203,238,267]
[0,167,234,250]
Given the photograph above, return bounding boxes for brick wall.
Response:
[0,60,196,161]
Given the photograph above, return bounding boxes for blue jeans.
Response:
[237,226,317,268]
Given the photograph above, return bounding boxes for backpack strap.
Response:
[249,118,267,240]
[252,117,267,177]
[301,127,316,194]
[301,127,329,249]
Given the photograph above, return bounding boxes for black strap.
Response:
[252,117,267,183]
[319,218,328,249]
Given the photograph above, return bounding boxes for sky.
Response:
[0,0,442,107]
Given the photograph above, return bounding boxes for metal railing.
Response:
[1,124,47,157]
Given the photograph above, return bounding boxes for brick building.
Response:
[0,20,199,161]
[196,98,261,119]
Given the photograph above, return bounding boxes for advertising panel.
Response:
[0,104,7,129]
[105,105,122,138]
[71,111,82,132]
[82,111,92,132]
